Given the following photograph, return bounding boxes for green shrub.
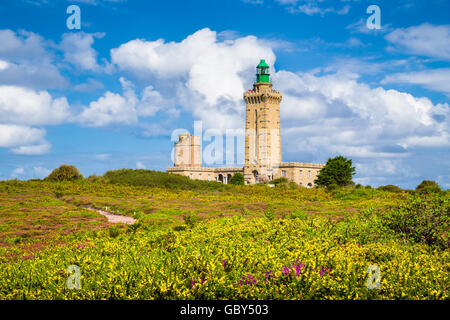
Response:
[45,165,83,182]
[381,194,449,249]
[416,180,442,194]
[229,173,245,185]
[103,169,229,191]
[378,185,403,193]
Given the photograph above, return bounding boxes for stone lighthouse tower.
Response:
[243,60,283,184]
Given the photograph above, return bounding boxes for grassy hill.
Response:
[0,169,448,299]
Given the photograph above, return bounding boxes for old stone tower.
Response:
[243,60,282,184]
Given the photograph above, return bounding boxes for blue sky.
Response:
[0,0,449,189]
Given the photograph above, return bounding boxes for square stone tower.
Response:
[173,133,202,167]
[243,60,283,184]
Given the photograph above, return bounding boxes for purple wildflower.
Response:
[282,266,291,277]
[245,274,257,285]
[291,261,305,276]
[319,266,332,277]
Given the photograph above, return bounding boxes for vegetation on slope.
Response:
[0,167,448,300]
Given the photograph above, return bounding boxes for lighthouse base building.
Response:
[167,60,324,187]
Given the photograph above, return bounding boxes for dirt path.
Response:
[87,207,137,225]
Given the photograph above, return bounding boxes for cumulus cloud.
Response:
[0,85,71,125]
[0,124,51,155]
[0,29,68,89]
[111,28,275,130]
[274,70,450,158]
[385,24,450,60]
[75,77,168,127]
[59,32,106,71]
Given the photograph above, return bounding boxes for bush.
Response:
[315,156,356,187]
[416,180,442,194]
[378,185,403,193]
[103,169,229,191]
[381,194,449,249]
[229,173,245,185]
[45,165,83,182]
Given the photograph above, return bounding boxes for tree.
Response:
[416,180,442,194]
[46,165,83,181]
[229,173,245,185]
[315,156,355,187]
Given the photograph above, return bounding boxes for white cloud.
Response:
[76,90,138,127]
[274,70,450,159]
[75,77,169,127]
[11,143,51,155]
[382,68,450,94]
[385,24,450,60]
[0,29,68,89]
[136,161,146,169]
[111,28,275,130]
[59,32,105,71]
[0,85,70,125]
[0,124,51,155]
